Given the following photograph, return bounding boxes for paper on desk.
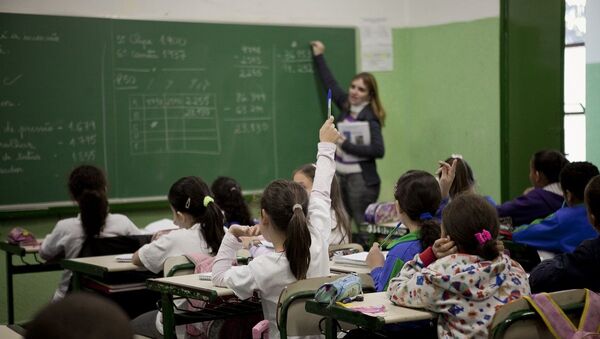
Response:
[115,253,133,262]
[339,303,387,315]
[333,251,388,266]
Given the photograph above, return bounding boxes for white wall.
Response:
[0,0,498,27]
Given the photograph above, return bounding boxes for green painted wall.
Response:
[587,63,600,165]
[375,18,501,202]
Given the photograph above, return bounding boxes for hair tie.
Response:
[292,204,303,212]
[419,212,433,220]
[230,186,237,192]
[474,229,492,245]
[203,196,214,207]
[185,197,191,209]
[451,153,463,159]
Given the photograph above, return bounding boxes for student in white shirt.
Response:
[293,163,351,245]
[40,165,142,301]
[212,117,341,338]
[131,176,226,337]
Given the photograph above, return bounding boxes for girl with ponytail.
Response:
[388,194,530,338]
[212,117,342,338]
[366,170,441,292]
[40,165,141,301]
[131,176,226,338]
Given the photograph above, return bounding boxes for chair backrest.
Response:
[490,289,587,339]
[163,255,195,277]
[78,234,153,258]
[328,243,364,259]
[276,273,374,338]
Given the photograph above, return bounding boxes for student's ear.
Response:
[564,190,574,206]
[260,209,269,227]
[588,211,598,229]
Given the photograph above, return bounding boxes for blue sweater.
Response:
[370,231,421,292]
[512,204,598,253]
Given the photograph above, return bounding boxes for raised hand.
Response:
[438,159,457,199]
[319,116,341,144]
[310,40,325,56]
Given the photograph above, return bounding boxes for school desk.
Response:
[61,254,157,290]
[0,241,62,324]
[305,292,435,339]
[329,261,373,275]
[146,274,262,339]
[0,325,25,339]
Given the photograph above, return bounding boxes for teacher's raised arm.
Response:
[310,40,386,230]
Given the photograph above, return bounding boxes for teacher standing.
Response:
[311,40,386,227]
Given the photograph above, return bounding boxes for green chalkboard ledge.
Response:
[0,190,263,220]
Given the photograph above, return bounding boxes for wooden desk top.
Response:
[147,274,234,302]
[0,325,23,339]
[0,240,41,255]
[329,261,372,275]
[63,254,141,271]
[305,292,434,330]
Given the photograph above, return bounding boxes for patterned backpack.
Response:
[364,202,399,225]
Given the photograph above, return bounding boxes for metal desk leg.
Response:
[324,316,337,339]
[161,293,176,339]
[6,252,14,324]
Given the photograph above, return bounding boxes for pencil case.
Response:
[314,273,363,306]
[364,201,399,224]
[7,227,37,246]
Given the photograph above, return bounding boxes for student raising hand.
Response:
[320,116,342,144]
[437,159,457,199]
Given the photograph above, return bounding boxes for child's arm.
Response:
[39,222,67,261]
[212,225,260,300]
[307,118,339,240]
[511,213,565,252]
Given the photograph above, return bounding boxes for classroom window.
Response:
[564,0,586,161]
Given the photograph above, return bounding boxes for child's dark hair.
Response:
[211,176,253,226]
[293,164,351,243]
[442,194,500,260]
[439,157,475,198]
[26,292,132,339]
[169,176,225,254]
[585,175,600,228]
[68,165,108,240]
[560,162,600,202]
[394,170,441,249]
[261,179,311,280]
[532,150,569,183]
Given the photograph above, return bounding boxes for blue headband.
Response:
[419,212,433,220]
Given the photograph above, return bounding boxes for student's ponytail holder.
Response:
[474,229,492,245]
[203,196,214,207]
[292,204,303,212]
[419,212,433,220]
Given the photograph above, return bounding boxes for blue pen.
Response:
[327,88,332,119]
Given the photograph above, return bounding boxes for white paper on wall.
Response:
[359,17,393,72]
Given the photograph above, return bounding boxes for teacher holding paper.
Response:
[311,40,386,228]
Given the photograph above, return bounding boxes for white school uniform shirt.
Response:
[328,210,349,245]
[137,223,211,274]
[39,213,141,301]
[212,142,335,339]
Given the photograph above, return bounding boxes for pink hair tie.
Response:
[474,229,492,245]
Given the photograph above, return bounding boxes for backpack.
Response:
[523,289,600,339]
[7,227,37,246]
[364,202,399,225]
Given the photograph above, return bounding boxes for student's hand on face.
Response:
[432,237,457,259]
[438,159,457,199]
[310,40,325,56]
[319,116,341,144]
[366,242,385,269]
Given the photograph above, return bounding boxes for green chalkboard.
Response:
[0,13,356,209]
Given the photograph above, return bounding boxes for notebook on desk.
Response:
[333,251,388,267]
